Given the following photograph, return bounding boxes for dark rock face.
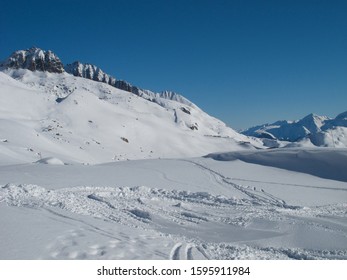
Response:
[180,107,191,115]
[65,62,142,95]
[115,80,140,95]
[1,47,64,73]
[65,61,117,87]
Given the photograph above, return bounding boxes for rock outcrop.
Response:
[0,47,64,73]
[65,61,116,87]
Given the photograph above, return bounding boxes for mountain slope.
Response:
[1,47,203,109]
[0,68,258,164]
[64,60,195,110]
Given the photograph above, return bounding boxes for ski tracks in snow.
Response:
[170,243,209,260]
[1,161,347,260]
[181,159,296,209]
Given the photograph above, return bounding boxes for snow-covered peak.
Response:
[322,111,347,130]
[0,47,64,73]
[300,113,319,122]
[297,113,327,133]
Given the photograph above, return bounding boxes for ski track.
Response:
[1,160,347,260]
[232,177,347,192]
[170,243,209,260]
[170,243,182,260]
[180,159,297,209]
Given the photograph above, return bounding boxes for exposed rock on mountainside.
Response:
[1,47,195,109]
[0,47,64,73]
[65,61,116,87]
[64,62,190,107]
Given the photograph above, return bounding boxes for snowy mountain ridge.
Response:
[64,61,194,109]
[242,112,347,148]
[1,47,190,109]
[0,48,259,164]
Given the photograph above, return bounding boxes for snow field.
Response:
[1,152,346,260]
[0,66,346,260]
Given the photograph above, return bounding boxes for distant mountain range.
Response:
[242,112,347,148]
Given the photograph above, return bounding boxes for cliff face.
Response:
[65,61,143,95]
[65,61,116,87]
[0,47,64,73]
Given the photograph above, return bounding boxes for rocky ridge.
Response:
[1,47,188,107]
[0,47,64,73]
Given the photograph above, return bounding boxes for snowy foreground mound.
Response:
[1,148,346,260]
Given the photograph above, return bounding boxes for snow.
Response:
[0,69,258,165]
[36,157,65,165]
[0,149,346,260]
[205,148,347,182]
[0,66,346,260]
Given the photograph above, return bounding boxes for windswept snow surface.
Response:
[1,149,346,260]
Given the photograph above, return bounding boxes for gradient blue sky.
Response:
[1,0,346,129]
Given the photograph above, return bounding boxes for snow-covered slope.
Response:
[0,68,257,164]
[242,112,347,148]
[64,60,196,110]
[1,149,346,260]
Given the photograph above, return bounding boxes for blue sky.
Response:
[1,0,346,129]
